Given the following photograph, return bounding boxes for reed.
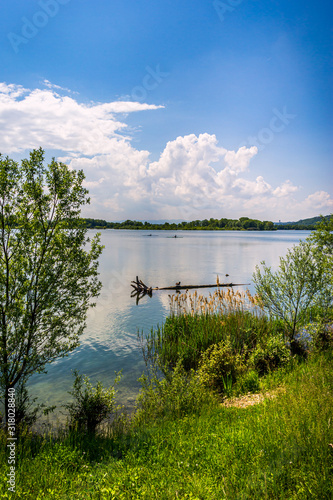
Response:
[143,289,283,372]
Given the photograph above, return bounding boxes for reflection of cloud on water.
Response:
[81,318,141,361]
[87,272,132,321]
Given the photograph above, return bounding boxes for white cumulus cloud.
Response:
[0,81,332,221]
[0,82,163,156]
[302,191,333,210]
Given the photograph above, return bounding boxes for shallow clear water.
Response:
[29,229,310,418]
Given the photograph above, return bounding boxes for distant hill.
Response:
[295,215,331,226]
[275,215,331,230]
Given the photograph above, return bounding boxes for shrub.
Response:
[64,370,121,435]
[197,339,245,394]
[233,369,261,395]
[304,319,333,352]
[8,382,56,433]
[249,335,291,375]
[134,360,217,424]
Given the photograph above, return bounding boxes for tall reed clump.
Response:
[142,288,285,375]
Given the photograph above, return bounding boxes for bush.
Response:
[197,339,246,394]
[233,369,261,395]
[10,382,56,433]
[304,319,333,352]
[64,370,121,435]
[134,360,217,424]
[249,335,291,375]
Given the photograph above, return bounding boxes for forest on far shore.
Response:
[82,215,330,231]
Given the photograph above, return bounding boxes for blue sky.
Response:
[0,0,332,221]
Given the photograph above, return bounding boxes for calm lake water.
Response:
[29,229,311,418]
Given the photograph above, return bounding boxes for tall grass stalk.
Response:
[142,289,283,373]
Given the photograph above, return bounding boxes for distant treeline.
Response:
[275,215,331,231]
[276,224,318,230]
[82,217,276,231]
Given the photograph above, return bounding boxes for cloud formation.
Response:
[0,82,163,156]
[0,82,331,221]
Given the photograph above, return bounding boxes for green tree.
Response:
[264,221,274,231]
[308,215,333,257]
[0,149,103,425]
[253,241,332,353]
[218,218,228,228]
[307,214,333,322]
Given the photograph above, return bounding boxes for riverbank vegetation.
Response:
[275,214,332,230]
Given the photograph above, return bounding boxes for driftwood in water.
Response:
[152,282,251,290]
[130,276,153,305]
[131,276,153,293]
[131,276,249,297]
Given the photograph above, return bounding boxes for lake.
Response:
[29,229,311,419]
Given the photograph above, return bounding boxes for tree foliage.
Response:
[253,240,332,351]
[0,149,103,423]
[308,215,333,261]
[83,216,275,231]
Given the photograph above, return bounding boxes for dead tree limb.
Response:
[131,277,249,294]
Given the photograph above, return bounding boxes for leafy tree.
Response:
[264,221,274,231]
[253,241,332,353]
[308,214,333,257]
[0,149,103,425]
[218,218,228,228]
[307,214,333,323]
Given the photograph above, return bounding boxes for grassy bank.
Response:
[0,348,332,499]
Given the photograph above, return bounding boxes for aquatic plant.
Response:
[143,288,282,373]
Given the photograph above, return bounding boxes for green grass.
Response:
[1,350,332,499]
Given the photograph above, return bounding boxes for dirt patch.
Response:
[222,387,286,409]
